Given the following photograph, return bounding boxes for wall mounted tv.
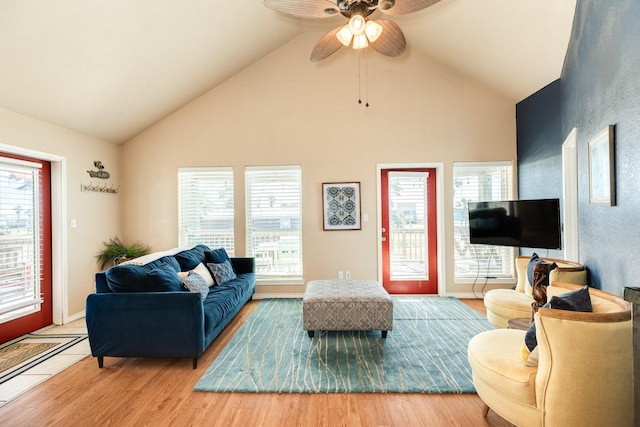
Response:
[468,198,561,250]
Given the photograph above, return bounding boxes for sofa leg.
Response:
[381,331,387,338]
[482,403,490,417]
[193,358,198,369]
[98,356,104,368]
[307,330,314,338]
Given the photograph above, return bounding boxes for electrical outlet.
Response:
[338,271,344,279]
[345,271,351,279]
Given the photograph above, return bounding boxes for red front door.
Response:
[0,153,52,343]
[381,168,438,294]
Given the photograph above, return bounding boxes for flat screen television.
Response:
[468,198,561,249]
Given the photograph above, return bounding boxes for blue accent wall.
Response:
[516,0,640,296]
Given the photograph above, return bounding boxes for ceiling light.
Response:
[336,25,353,47]
[348,15,366,36]
[335,16,383,50]
[364,21,383,43]
[352,34,369,49]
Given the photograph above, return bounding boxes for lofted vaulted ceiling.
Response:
[0,0,576,144]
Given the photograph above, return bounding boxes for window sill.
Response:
[453,277,516,287]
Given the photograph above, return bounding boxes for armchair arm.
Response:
[85,291,205,359]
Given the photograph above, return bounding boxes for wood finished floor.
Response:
[0,299,514,427]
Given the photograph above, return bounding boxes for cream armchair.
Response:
[484,256,587,328]
[468,282,633,427]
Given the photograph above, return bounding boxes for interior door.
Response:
[380,168,438,294]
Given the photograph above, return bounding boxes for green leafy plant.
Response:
[96,237,151,270]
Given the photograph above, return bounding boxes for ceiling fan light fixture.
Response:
[336,25,353,46]
[364,20,383,43]
[352,33,369,49]
[348,14,366,36]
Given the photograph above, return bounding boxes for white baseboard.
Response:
[253,293,304,300]
[64,310,86,324]
[253,292,484,300]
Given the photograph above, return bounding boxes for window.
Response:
[246,166,302,281]
[178,168,234,255]
[0,157,44,323]
[453,162,514,281]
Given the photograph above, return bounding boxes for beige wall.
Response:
[0,107,120,320]
[123,33,517,296]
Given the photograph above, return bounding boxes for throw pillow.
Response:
[174,244,210,271]
[192,263,215,287]
[521,285,593,366]
[182,271,209,301]
[205,247,231,264]
[207,260,237,285]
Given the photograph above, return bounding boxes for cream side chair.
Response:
[484,256,587,328]
[468,282,633,427]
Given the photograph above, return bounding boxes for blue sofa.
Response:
[85,245,255,369]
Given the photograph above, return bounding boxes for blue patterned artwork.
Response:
[323,182,361,230]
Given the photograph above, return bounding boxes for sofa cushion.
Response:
[105,256,183,293]
[522,285,592,365]
[182,271,209,301]
[207,260,237,285]
[174,244,210,271]
[192,263,215,287]
[526,253,557,297]
[205,247,231,264]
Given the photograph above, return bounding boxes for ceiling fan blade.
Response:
[379,0,442,16]
[310,27,344,62]
[370,20,406,57]
[263,0,340,19]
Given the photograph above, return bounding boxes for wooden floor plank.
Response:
[0,298,513,426]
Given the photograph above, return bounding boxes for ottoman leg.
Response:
[381,331,387,339]
[307,330,315,338]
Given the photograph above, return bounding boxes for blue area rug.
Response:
[194,297,493,394]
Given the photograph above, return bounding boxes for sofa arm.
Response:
[231,257,255,274]
[85,291,205,360]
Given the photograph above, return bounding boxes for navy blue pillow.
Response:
[173,244,209,271]
[205,247,231,264]
[105,257,182,292]
[524,285,593,352]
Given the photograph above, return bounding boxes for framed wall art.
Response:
[322,182,361,230]
[588,125,616,206]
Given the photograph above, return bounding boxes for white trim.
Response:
[562,128,579,262]
[252,293,304,299]
[376,163,446,296]
[65,310,85,323]
[0,143,68,326]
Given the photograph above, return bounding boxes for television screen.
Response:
[468,199,561,249]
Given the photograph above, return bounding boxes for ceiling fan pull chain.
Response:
[365,47,370,107]
[358,50,363,105]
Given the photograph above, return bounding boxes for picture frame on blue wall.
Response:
[322,182,361,230]
[588,125,616,206]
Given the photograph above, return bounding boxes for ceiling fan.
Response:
[263,0,442,62]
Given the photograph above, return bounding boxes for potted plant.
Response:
[96,237,151,270]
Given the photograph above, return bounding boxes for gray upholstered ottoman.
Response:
[302,279,393,338]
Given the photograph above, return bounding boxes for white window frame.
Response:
[178,167,234,255]
[245,165,303,283]
[452,161,515,284]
